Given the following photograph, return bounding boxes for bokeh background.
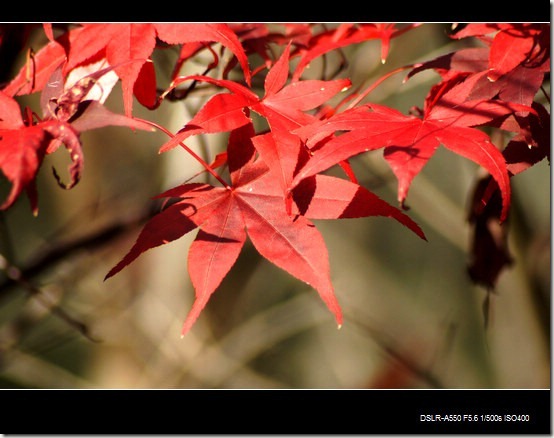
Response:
[0,23,549,389]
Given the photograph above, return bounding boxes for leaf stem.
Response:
[135,117,231,189]
[344,64,414,111]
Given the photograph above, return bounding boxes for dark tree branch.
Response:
[0,200,162,301]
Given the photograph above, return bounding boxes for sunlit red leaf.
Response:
[107,121,426,336]
[159,48,350,153]
[263,43,292,96]
[170,93,253,141]
[183,196,247,335]
[105,183,227,280]
[292,92,514,221]
[251,130,305,197]
[450,23,550,81]
[487,28,536,81]
[0,89,25,128]
[9,23,251,116]
[0,125,49,213]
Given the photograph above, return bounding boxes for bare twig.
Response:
[0,253,98,342]
[344,308,445,389]
[0,201,161,300]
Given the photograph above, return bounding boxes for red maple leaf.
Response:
[2,25,76,97]
[451,23,550,82]
[4,24,251,117]
[64,23,251,116]
[502,102,550,176]
[222,24,313,80]
[292,72,535,222]
[41,61,154,133]
[291,23,420,81]
[407,47,490,81]
[105,124,425,336]
[0,125,47,213]
[466,174,513,291]
[466,102,550,291]
[0,59,154,214]
[0,90,82,214]
[159,43,350,153]
[408,27,549,113]
[471,101,550,218]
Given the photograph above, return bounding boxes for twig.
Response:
[0,201,160,300]
[0,253,100,342]
[345,308,445,389]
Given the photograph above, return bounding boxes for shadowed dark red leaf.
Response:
[154,23,251,86]
[476,102,550,214]
[467,175,513,290]
[407,47,490,81]
[292,24,416,81]
[503,103,551,175]
[466,64,548,113]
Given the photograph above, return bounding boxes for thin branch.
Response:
[540,85,550,104]
[345,309,445,389]
[167,44,220,101]
[0,201,160,300]
[135,118,231,189]
[345,64,414,111]
[0,253,100,342]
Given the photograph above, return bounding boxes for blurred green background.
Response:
[0,23,549,389]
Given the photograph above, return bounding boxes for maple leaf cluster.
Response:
[0,23,549,336]
[409,23,551,288]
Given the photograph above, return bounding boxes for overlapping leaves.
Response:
[0,60,153,214]
[106,123,426,336]
[0,23,548,335]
